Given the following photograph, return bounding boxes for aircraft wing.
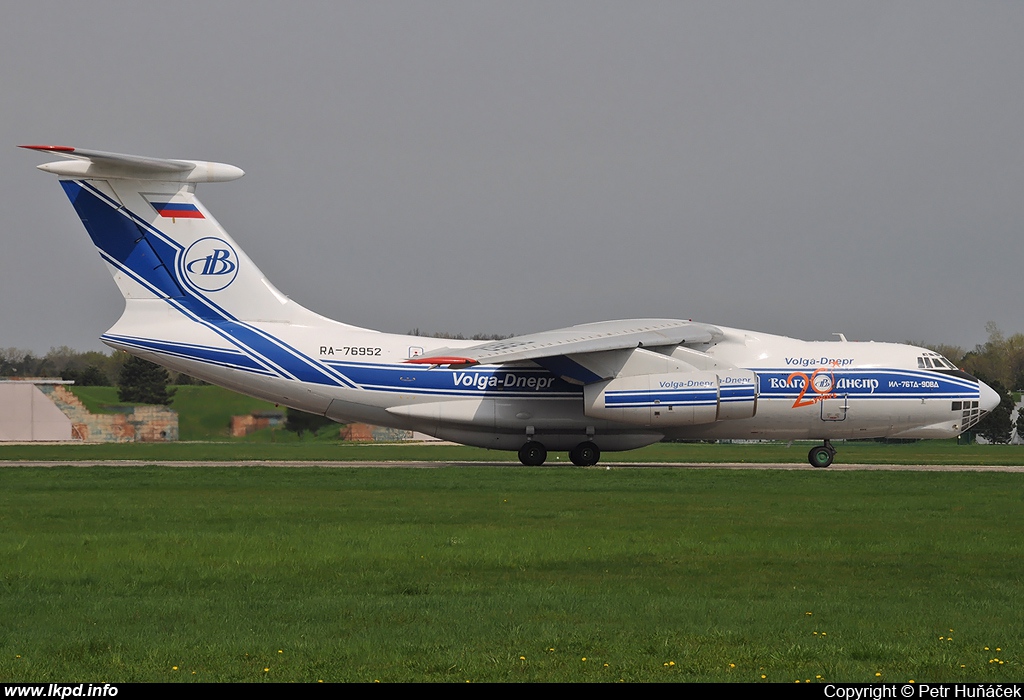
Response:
[407,319,723,367]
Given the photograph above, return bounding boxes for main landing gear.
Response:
[808,440,836,468]
[569,441,601,467]
[518,441,547,466]
[516,441,602,467]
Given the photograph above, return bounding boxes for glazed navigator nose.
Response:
[979,381,1001,413]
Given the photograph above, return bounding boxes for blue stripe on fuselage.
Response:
[756,368,978,400]
[323,361,578,397]
[102,334,273,375]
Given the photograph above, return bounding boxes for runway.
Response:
[3,460,1024,471]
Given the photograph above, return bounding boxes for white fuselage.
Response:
[103,304,989,452]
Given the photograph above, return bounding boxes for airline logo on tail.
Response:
[183,237,239,291]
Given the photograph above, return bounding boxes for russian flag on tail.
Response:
[151,202,204,219]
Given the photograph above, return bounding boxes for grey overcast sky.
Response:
[3,2,1023,354]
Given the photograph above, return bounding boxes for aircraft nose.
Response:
[979,381,1001,413]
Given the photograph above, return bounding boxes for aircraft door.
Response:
[820,395,848,421]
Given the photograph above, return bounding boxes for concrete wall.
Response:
[231,412,284,437]
[27,383,177,443]
[339,423,414,442]
[0,383,73,441]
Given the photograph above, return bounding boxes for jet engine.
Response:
[583,370,757,426]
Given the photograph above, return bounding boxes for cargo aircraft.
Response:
[22,145,1000,467]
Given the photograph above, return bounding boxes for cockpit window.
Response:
[918,354,957,371]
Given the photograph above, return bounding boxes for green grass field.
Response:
[0,467,1021,682]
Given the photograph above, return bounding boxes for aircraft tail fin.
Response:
[22,145,328,326]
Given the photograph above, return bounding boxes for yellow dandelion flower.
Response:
[604,663,609,667]
[806,612,813,615]
[729,663,735,668]
[582,657,587,662]
[909,680,915,684]
[669,661,675,666]
[172,666,178,671]
[664,663,669,667]
[875,672,882,677]
[997,647,1002,651]
[264,668,269,673]
[817,675,822,679]
[519,656,525,660]
[278,650,283,654]
[761,675,767,679]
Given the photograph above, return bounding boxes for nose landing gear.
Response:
[808,440,836,468]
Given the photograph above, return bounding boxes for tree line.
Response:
[0,347,191,406]
[923,322,1024,393]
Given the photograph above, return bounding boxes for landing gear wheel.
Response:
[569,441,601,467]
[808,444,835,468]
[518,442,547,466]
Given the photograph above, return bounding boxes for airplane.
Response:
[22,144,1001,468]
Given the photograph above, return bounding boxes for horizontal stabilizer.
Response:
[19,145,244,183]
